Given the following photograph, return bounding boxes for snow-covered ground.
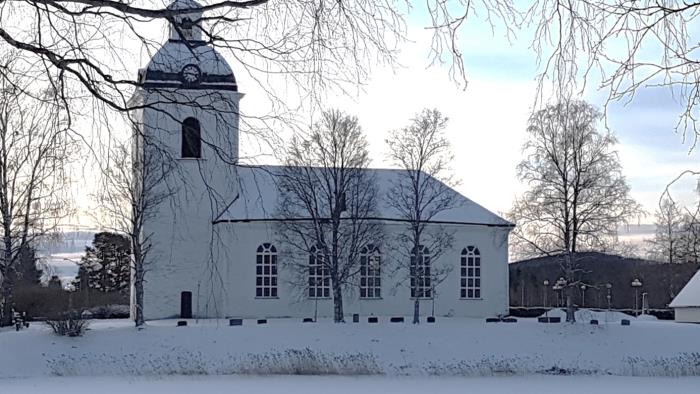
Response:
[1,314,699,380]
[4,375,700,394]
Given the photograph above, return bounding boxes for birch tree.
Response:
[648,197,683,263]
[277,110,381,323]
[385,108,457,324]
[510,100,640,322]
[0,56,76,326]
[96,138,175,327]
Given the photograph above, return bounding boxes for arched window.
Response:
[308,246,330,298]
[256,243,277,298]
[461,246,481,299]
[410,245,431,299]
[181,117,201,158]
[360,245,381,299]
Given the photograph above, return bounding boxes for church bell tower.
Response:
[128,0,242,320]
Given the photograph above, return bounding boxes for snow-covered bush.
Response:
[46,313,90,337]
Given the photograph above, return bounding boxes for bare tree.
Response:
[0,55,76,326]
[648,197,684,263]
[385,108,457,324]
[0,1,515,124]
[277,109,381,323]
[510,100,641,322]
[95,135,175,327]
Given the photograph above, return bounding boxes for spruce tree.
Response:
[74,232,131,293]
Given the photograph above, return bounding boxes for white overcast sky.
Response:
[68,5,700,228]
[282,15,699,222]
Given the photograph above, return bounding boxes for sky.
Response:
[63,2,700,229]
[301,17,700,224]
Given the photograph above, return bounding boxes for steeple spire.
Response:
[168,0,204,42]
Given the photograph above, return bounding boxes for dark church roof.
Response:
[141,43,237,91]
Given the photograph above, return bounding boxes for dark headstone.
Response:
[257,319,267,325]
[390,317,404,323]
[426,316,436,323]
[302,318,314,323]
[177,320,187,327]
[590,319,598,325]
[485,317,500,323]
[352,314,360,323]
[502,317,517,323]
[229,318,243,326]
[549,317,561,323]
[621,319,630,326]
[368,316,379,323]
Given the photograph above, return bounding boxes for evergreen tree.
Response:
[74,232,131,293]
[15,246,43,288]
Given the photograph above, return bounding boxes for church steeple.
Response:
[138,0,237,92]
[167,0,204,42]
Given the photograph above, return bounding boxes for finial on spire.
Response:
[167,0,204,41]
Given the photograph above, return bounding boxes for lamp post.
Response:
[631,278,642,317]
[554,277,566,307]
[605,283,612,323]
[580,284,587,308]
[543,279,550,319]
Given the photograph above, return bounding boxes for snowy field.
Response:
[3,375,700,394]
[2,311,700,382]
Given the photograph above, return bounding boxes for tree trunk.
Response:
[565,290,575,323]
[332,281,344,323]
[134,260,145,327]
[413,298,420,324]
[564,253,576,323]
[0,267,15,326]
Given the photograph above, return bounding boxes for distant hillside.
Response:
[35,231,96,285]
[510,252,699,310]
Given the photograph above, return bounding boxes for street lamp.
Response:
[543,279,550,319]
[552,283,561,307]
[631,278,643,317]
[555,277,566,307]
[580,284,587,308]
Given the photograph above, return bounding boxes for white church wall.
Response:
[197,221,511,320]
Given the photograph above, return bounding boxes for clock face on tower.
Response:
[180,64,201,85]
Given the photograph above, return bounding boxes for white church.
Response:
[129,0,513,321]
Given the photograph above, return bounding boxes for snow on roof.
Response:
[144,42,236,87]
[216,165,513,227]
[670,269,700,308]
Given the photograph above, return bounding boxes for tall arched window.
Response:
[461,246,481,299]
[181,117,201,158]
[256,243,278,298]
[308,246,330,298]
[360,245,381,299]
[410,245,431,299]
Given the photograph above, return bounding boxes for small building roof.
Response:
[215,165,513,227]
[670,269,700,308]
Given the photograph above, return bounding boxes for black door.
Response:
[180,291,192,318]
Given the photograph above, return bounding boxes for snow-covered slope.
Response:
[1,317,699,379]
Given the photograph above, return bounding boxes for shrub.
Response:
[46,312,89,337]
